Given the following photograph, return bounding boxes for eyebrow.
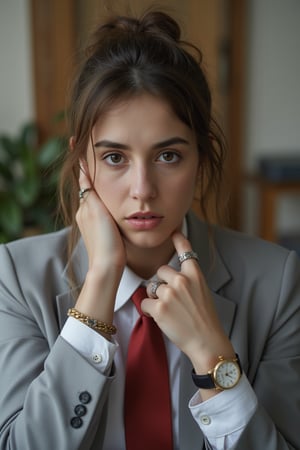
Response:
[94,136,190,150]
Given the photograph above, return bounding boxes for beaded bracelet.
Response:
[67,308,117,335]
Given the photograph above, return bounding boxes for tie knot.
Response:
[131,286,147,316]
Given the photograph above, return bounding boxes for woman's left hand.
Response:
[142,231,235,374]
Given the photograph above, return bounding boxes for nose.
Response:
[129,164,157,201]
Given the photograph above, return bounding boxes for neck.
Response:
[125,239,175,279]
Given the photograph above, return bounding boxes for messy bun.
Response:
[84,10,201,67]
[93,11,181,42]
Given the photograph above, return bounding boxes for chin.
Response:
[124,231,172,250]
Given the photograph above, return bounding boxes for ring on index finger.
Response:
[149,280,167,299]
[79,187,91,200]
[178,251,199,265]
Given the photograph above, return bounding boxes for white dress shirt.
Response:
[61,226,257,449]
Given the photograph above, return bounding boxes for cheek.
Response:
[172,170,198,197]
[93,171,125,214]
[164,173,197,216]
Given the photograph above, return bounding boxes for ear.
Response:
[69,136,75,151]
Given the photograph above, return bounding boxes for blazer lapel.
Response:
[178,213,237,449]
[186,212,236,331]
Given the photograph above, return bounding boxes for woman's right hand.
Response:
[76,162,126,272]
[74,162,125,327]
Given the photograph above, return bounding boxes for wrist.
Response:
[75,268,122,325]
[67,308,117,335]
[186,337,235,375]
[191,354,242,400]
[86,264,123,285]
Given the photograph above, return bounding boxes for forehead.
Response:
[92,93,194,142]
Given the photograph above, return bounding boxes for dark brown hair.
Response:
[59,10,226,260]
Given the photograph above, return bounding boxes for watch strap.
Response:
[191,369,215,389]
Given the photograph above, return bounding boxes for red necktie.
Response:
[124,286,173,450]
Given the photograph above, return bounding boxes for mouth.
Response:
[126,212,163,220]
[125,212,164,230]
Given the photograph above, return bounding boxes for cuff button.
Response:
[200,415,211,426]
[70,416,83,429]
[74,404,87,417]
[92,353,102,364]
[79,391,92,404]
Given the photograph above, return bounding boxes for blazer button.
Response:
[74,404,87,417]
[79,391,92,404]
[70,416,83,429]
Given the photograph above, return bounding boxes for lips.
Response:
[125,212,163,230]
[127,212,163,220]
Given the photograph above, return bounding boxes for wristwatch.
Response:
[191,354,242,390]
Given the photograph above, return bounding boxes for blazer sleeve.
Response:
[235,250,300,450]
[0,244,112,450]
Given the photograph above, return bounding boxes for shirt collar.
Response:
[114,218,187,311]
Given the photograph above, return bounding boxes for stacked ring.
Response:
[178,251,199,265]
[149,280,166,299]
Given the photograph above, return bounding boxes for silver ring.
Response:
[178,251,199,265]
[79,187,91,200]
[149,280,166,299]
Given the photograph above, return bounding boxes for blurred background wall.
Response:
[1,0,300,246]
[0,0,33,135]
[244,0,300,240]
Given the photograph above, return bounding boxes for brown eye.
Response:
[104,153,124,165]
[158,152,180,163]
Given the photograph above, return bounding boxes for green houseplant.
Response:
[0,122,65,243]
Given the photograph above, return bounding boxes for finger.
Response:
[140,297,157,318]
[172,231,199,272]
[156,265,177,284]
[172,231,192,253]
[78,161,99,203]
[79,161,92,189]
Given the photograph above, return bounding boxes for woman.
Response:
[0,10,299,450]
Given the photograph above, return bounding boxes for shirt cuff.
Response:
[61,316,118,375]
[189,374,257,439]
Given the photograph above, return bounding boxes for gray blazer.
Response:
[0,212,299,449]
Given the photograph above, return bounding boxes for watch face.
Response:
[213,360,241,389]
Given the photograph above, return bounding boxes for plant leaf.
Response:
[0,135,17,160]
[15,176,40,207]
[38,137,64,168]
[0,194,23,237]
[0,161,13,183]
[20,122,38,149]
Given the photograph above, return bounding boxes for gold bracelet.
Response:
[67,308,117,335]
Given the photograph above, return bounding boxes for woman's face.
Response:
[86,93,199,254]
